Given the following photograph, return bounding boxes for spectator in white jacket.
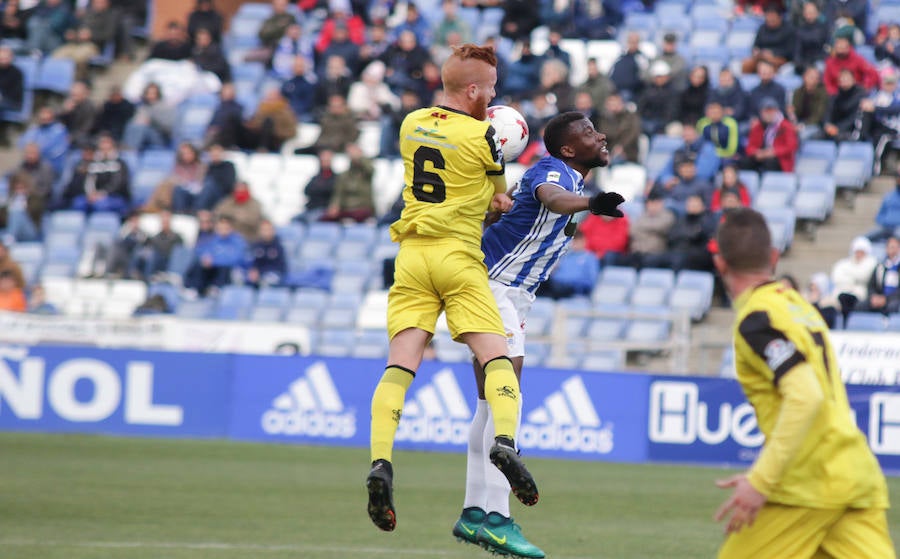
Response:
[831,236,878,323]
[347,60,400,121]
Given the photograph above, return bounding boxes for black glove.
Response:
[588,191,625,217]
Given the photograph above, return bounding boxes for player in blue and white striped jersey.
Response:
[452,111,625,558]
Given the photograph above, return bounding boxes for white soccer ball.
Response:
[487,105,530,162]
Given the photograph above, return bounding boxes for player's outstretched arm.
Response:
[536,184,625,216]
[745,363,824,495]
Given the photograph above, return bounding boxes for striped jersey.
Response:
[482,156,584,292]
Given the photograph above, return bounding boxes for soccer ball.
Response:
[487,105,529,162]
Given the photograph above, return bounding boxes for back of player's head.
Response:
[441,44,497,92]
[716,207,772,273]
[543,111,587,159]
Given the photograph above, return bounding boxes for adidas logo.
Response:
[520,375,614,454]
[396,368,472,445]
[261,362,356,438]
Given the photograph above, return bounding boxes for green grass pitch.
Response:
[1,433,898,559]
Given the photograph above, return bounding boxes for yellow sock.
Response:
[370,366,415,463]
[483,357,520,442]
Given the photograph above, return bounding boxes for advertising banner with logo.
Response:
[0,345,231,437]
[227,357,650,463]
[647,376,900,471]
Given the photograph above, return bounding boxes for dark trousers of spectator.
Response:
[72,194,129,216]
[172,184,227,214]
[854,297,900,315]
[837,292,859,326]
[239,118,282,153]
[131,247,172,280]
[642,248,714,273]
[319,208,374,223]
[738,155,783,173]
[535,279,590,300]
[184,262,233,296]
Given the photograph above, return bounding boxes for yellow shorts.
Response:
[387,237,504,340]
[718,504,896,559]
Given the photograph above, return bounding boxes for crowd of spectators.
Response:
[0,0,897,328]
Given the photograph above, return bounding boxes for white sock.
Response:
[463,399,489,511]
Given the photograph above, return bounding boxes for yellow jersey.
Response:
[733,281,889,509]
[390,105,505,247]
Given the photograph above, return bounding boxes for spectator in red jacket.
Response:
[315,0,366,54]
[823,37,880,95]
[580,211,630,263]
[741,97,798,172]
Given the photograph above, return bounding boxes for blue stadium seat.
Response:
[638,267,675,288]
[315,328,354,357]
[689,30,722,49]
[738,170,760,200]
[523,342,549,368]
[630,285,670,307]
[649,134,683,155]
[176,299,214,319]
[256,286,291,307]
[232,62,266,84]
[352,329,389,359]
[40,262,76,278]
[601,265,639,286]
[148,282,180,311]
[45,231,80,249]
[335,239,371,260]
[794,155,832,176]
[140,149,176,172]
[581,350,626,371]
[731,16,764,30]
[655,1,687,20]
[48,210,86,234]
[10,242,44,264]
[81,230,115,250]
[592,282,631,306]
[86,211,121,233]
[845,312,887,331]
[719,347,736,377]
[33,58,75,95]
[250,305,285,322]
[293,289,329,309]
[235,2,274,20]
[319,307,357,330]
[726,30,756,58]
[306,222,343,242]
[342,223,378,244]
[217,285,256,309]
[564,316,589,337]
[759,171,798,197]
[671,270,714,320]
[298,239,337,261]
[330,272,368,294]
[526,314,551,336]
[624,12,657,34]
[799,140,837,159]
[174,106,215,143]
[761,207,796,253]
[887,314,900,332]
[284,306,321,326]
[625,319,671,343]
[586,317,627,341]
[793,178,834,223]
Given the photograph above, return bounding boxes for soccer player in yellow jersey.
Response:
[713,207,895,559]
[366,44,538,532]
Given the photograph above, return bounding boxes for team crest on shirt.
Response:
[763,338,796,371]
[546,171,561,183]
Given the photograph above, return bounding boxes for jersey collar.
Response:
[732,280,777,312]
[436,105,471,117]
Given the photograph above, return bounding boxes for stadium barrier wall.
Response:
[1,344,898,472]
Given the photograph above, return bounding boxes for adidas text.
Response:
[262,409,356,437]
[519,422,614,453]
[395,415,469,444]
